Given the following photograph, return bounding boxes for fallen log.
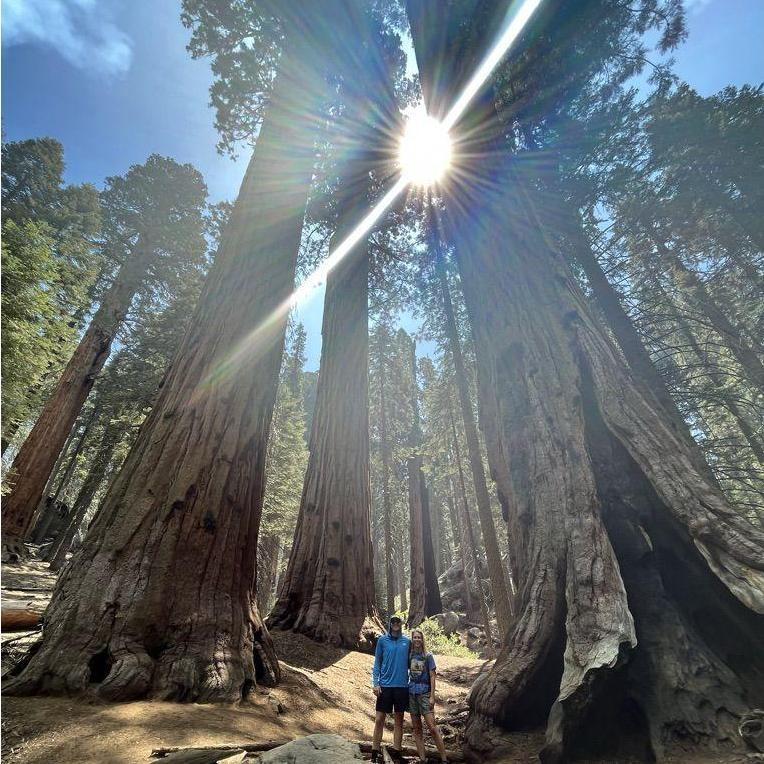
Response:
[151,739,465,761]
[1,609,43,632]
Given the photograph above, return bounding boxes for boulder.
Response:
[434,611,460,636]
[259,734,363,763]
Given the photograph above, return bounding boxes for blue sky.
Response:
[3,0,763,369]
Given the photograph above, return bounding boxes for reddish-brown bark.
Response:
[4,41,320,701]
[268,233,382,648]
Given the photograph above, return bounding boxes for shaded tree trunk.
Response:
[445,166,764,762]
[445,475,474,618]
[47,423,126,570]
[268,196,381,648]
[408,450,427,627]
[450,410,493,646]
[432,213,513,638]
[566,219,717,481]
[5,40,320,701]
[408,340,442,626]
[3,246,151,556]
[29,424,80,545]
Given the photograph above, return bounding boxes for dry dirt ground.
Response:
[1,561,758,764]
[1,630,488,764]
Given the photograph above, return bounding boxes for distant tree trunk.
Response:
[257,534,280,616]
[408,340,442,626]
[398,526,408,613]
[269,199,381,648]
[408,450,427,627]
[47,423,126,570]
[2,246,151,556]
[450,409,493,646]
[444,164,764,761]
[36,407,100,540]
[432,221,513,639]
[676,317,764,464]
[658,239,764,395]
[379,355,397,617]
[5,40,320,701]
[29,424,79,545]
[566,220,717,481]
[445,475,474,618]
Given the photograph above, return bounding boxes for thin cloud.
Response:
[3,0,133,77]
[684,0,713,13]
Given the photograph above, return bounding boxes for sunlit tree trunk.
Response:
[268,193,381,648]
[5,40,320,700]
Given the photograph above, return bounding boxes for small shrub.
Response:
[416,617,477,659]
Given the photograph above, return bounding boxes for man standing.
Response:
[371,615,411,762]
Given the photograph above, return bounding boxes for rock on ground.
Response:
[259,734,362,763]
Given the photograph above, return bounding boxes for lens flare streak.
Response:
[202,0,543,390]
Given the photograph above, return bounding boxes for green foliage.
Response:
[1,138,102,441]
[393,611,477,659]
[261,324,310,540]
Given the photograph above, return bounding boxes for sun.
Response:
[399,109,453,187]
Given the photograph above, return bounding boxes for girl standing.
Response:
[408,628,449,763]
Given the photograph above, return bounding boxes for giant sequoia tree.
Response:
[5,11,329,699]
[2,156,208,555]
[406,0,764,760]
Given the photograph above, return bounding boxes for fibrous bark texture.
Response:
[446,170,764,762]
[4,44,320,701]
[268,217,381,649]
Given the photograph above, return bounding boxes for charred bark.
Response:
[4,40,320,701]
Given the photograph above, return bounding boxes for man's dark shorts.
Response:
[376,686,409,713]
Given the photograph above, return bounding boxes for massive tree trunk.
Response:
[268,193,381,648]
[445,169,764,761]
[2,246,151,557]
[4,41,320,701]
[565,220,717,477]
[432,214,513,638]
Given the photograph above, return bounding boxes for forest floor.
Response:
[0,560,758,763]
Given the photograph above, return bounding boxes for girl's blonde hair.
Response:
[410,628,427,654]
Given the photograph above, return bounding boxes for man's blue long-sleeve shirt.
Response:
[372,631,410,688]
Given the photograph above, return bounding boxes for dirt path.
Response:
[2,630,485,763]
